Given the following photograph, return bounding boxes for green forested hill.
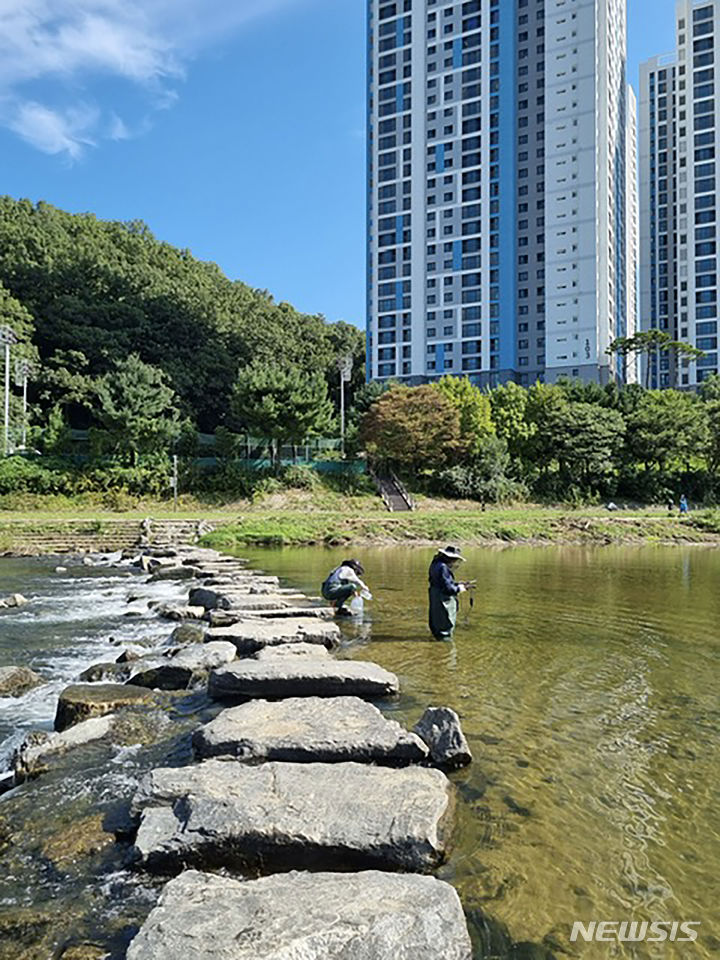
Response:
[0,197,364,431]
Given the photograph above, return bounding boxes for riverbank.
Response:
[2,496,720,553]
[202,508,720,548]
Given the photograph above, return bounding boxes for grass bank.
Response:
[200,502,720,548]
[1,491,720,552]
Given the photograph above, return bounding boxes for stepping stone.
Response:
[204,595,299,613]
[253,643,330,660]
[131,760,453,874]
[130,642,237,691]
[149,566,202,582]
[54,683,156,732]
[192,696,428,764]
[206,617,340,655]
[126,869,472,960]
[209,606,333,626]
[208,658,398,702]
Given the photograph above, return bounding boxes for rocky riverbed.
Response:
[0,546,476,958]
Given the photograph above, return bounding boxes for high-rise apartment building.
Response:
[366,0,634,387]
[639,0,719,389]
[626,84,639,382]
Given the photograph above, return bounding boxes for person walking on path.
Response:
[428,545,470,641]
[321,559,372,617]
[679,494,689,516]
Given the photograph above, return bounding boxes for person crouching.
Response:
[321,559,371,617]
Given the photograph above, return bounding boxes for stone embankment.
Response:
[1,544,474,957]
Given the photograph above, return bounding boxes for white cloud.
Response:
[0,0,302,160]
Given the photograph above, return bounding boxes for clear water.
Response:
[0,546,719,958]
[237,545,720,959]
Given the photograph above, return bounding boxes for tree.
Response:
[434,376,494,457]
[699,375,720,485]
[231,363,334,466]
[360,385,460,472]
[0,197,366,432]
[488,380,535,461]
[607,330,704,388]
[0,280,34,346]
[545,402,626,492]
[625,390,709,474]
[91,354,183,463]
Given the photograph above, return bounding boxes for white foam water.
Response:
[0,554,187,765]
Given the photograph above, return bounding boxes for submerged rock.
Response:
[208,658,399,702]
[414,706,472,769]
[54,683,156,732]
[126,869,472,960]
[41,813,113,868]
[59,945,109,960]
[205,617,340,655]
[0,665,43,697]
[192,696,428,764]
[131,759,453,874]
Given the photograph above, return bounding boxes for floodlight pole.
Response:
[338,355,353,457]
[0,327,17,457]
[15,359,32,450]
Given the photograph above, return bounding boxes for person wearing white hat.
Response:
[428,545,468,641]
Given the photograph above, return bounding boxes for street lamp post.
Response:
[15,359,33,450]
[0,326,17,457]
[338,355,353,457]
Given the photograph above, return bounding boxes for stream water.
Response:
[0,545,718,958]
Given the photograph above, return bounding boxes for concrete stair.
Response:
[0,519,216,556]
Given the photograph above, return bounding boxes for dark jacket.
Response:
[429,556,461,597]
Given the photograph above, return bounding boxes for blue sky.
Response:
[1,0,678,328]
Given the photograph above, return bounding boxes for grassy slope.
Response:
[1,491,720,549]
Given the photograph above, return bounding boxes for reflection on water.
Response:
[242,545,720,959]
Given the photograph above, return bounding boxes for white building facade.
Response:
[366,0,635,386]
[626,84,639,382]
[639,0,720,388]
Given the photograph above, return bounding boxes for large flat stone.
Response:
[205,617,340,655]
[54,683,157,732]
[126,869,472,960]
[131,760,453,873]
[253,643,330,660]
[208,658,399,702]
[149,565,202,582]
[192,696,428,764]
[209,606,334,626]
[203,594,302,612]
[129,642,237,691]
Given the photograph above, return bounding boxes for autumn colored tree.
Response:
[360,385,460,472]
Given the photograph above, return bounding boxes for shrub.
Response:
[281,464,319,490]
